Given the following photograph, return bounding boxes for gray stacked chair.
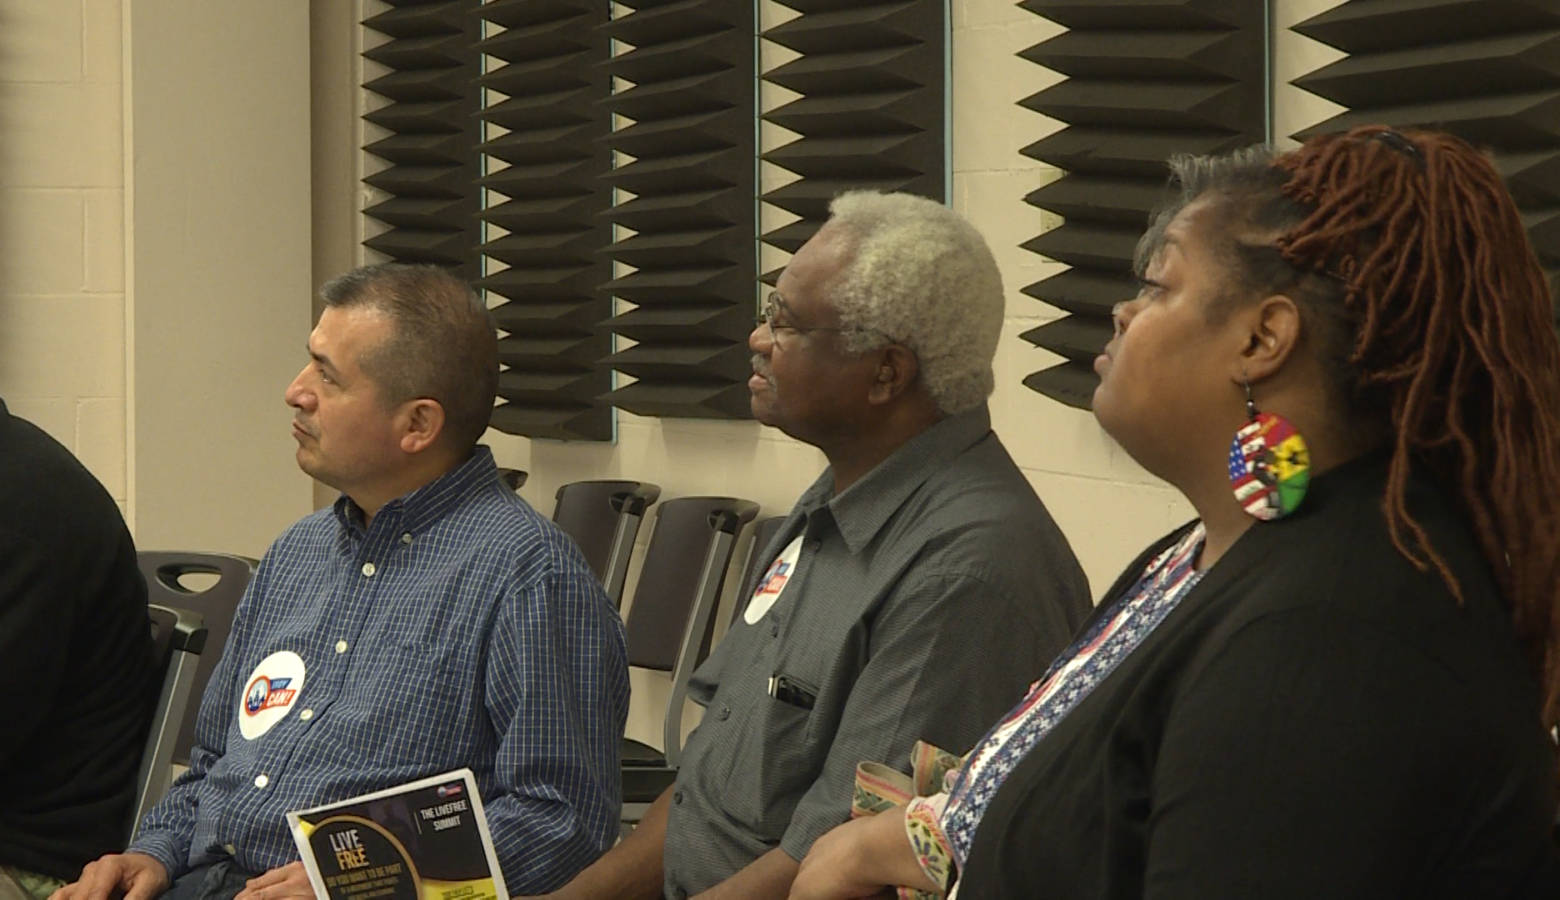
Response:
[131,604,206,839]
[551,480,661,607]
[729,515,789,627]
[137,552,257,766]
[619,496,760,823]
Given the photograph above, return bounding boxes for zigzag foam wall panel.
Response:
[478,0,615,440]
[598,0,758,419]
[1017,0,1266,409]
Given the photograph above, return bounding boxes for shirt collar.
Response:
[799,405,995,555]
[333,445,500,536]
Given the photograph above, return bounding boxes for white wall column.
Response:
[126,0,315,556]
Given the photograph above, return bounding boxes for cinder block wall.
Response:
[0,0,1349,748]
[0,0,318,555]
[0,0,128,514]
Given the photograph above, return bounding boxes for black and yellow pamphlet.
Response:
[287,768,508,900]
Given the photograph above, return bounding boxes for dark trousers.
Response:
[160,861,258,900]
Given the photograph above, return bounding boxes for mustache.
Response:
[751,354,772,380]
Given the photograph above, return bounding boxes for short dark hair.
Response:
[319,263,498,451]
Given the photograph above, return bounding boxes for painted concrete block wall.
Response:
[126,0,317,558]
[495,0,1211,596]
[495,0,1351,592]
[0,0,1356,749]
[0,0,129,514]
[950,2,1195,589]
[0,0,325,553]
[485,0,1349,747]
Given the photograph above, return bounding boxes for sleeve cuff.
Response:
[903,793,955,893]
[124,833,185,884]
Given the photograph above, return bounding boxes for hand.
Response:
[49,853,170,900]
[789,816,899,900]
[234,862,317,900]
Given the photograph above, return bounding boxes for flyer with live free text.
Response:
[286,768,508,900]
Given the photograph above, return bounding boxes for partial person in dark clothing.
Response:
[0,399,155,900]
[792,127,1560,899]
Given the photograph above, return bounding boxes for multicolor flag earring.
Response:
[1227,380,1309,521]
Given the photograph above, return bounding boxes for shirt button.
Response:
[299,708,314,721]
[717,706,730,720]
[673,790,684,805]
[401,532,413,545]
[223,843,236,856]
[769,622,779,637]
[254,774,269,789]
[335,640,348,654]
[361,561,376,577]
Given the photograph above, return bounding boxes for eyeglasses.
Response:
[756,291,852,349]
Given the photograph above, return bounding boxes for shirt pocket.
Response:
[399,638,485,757]
[715,674,824,839]
[328,638,485,768]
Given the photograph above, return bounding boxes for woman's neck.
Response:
[1187,487,1255,572]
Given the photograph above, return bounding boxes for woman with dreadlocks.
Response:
[787,125,1560,899]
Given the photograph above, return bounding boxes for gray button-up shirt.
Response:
[662,406,1091,897]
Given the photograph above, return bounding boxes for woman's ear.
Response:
[1233,294,1303,383]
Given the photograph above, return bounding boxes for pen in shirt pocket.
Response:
[767,673,817,710]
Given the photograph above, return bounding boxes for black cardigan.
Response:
[958,453,1558,899]
[0,400,155,879]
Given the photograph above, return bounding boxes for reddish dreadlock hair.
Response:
[1146,126,1560,735]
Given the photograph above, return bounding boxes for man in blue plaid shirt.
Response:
[54,264,629,900]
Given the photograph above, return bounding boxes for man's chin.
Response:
[749,393,778,427]
[294,450,324,482]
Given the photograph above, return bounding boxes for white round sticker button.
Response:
[238,650,307,740]
[744,534,804,625]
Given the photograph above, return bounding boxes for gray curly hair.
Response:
[822,191,1005,415]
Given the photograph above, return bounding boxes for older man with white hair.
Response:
[540,191,1090,900]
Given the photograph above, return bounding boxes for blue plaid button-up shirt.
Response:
[129,447,629,894]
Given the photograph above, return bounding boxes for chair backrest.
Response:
[623,496,759,766]
[132,604,206,839]
[730,515,790,627]
[552,480,661,606]
[137,552,257,765]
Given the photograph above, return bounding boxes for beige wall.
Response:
[490,0,1350,592]
[495,0,1202,594]
[126,0,316,557]
[313,0,372,510]
[485,0,1348,745]
[949,2,1194,590]
[1274,0,1349,147]
[0,0,318,556]
[0,0,1351,746]
[0,0,128,513]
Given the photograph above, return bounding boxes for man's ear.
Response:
[399,398,446,454]
[1232,294,1303,384]
[866,344,920,406]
